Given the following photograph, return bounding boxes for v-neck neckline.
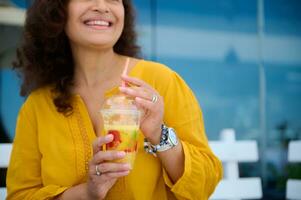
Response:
[74,59,144,98]
[74,59,144,138]
[103,59,144,97]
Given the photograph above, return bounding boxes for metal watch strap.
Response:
[144,124,176,156]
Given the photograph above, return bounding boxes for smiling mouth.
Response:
[83,20,112,28]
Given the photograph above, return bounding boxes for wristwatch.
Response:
[144,124,179,156]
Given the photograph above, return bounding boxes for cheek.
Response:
[121,9,125,24]
[65,16,74,36]
[118,10,125,30]
[64,18,80,44]
[65,4,81,29]
[65,6,81,39]
[64,23,72,40]
[65,11,74,36]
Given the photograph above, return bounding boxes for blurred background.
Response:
[0,0,301,199]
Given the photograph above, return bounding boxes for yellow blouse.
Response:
[7,60,222,200]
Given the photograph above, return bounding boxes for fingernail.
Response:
[105,134,113,141]
[119,87,126,91]
[117,151,126,157]
[124,163,132,170]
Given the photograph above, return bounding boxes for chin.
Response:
[86,41,115,50]
[80,37,115,47]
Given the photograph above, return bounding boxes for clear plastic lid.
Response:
[100,93,141,126]
[101,93,139,111]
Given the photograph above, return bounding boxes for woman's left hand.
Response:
[119,75,164,144]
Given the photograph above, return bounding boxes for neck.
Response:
[72,46,124,88]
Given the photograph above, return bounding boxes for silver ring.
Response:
[95,165,101,176]
[151,94,158,103]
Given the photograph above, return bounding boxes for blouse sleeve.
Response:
[159,71,223,200]
[6,97,69,200]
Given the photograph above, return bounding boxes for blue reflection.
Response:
[10,0,28,8]
[0,69,24,139]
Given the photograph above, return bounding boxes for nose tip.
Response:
[92,0,110,13]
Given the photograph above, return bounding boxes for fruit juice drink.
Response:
[101,94,140,168]
[103,124,139,167]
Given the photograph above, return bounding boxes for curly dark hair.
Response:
[14,0,140,115]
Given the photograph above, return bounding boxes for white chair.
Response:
[209,129,262,200]
[0,143,12,199]
[286,141,301,199]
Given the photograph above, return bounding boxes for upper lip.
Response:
[83,16,113,26]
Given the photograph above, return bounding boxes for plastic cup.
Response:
[100,94,140,168]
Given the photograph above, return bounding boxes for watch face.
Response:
[168,128,178,145]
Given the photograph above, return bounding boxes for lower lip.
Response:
[85,24,111,30]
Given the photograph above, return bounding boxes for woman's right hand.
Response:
[86,134,131,200]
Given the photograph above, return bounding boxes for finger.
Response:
[101,170,130,180]
[92,135,114,155]
[121,75,152,90]
[119,87,153,101]
[93,151,126,164]
[135,96,160,111]
[90,163,131,175]
[101,179,117,192]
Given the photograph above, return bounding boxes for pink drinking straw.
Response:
[121,58,130,87]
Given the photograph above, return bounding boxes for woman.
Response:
[7,0,222,199]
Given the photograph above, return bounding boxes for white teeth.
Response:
[86,20,110,26]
